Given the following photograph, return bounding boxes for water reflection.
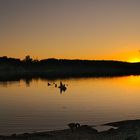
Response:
[25,79,33,87]
[0,76,140,134]
[48,81,67,93]
[0,78,36,87]
[58,81,67,94]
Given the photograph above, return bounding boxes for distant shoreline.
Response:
[0,71,139,83]
[0,56,140,81]
[1,57,140,81]
[0,74,139,83]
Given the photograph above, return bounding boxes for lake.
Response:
[0,76,140,135]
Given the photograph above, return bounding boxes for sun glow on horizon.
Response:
[128,58,140,63]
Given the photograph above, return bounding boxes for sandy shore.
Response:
[0,120,139,140]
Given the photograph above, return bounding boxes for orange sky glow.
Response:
[0,0,140,62]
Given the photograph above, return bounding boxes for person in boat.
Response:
[58,81,67,92]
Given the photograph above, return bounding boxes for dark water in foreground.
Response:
[0,76,140,135]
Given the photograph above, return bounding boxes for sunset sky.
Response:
[0,0,140,62]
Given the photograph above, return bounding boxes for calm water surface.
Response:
[0,76,140,134]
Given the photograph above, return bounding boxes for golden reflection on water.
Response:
[0,76,140,134]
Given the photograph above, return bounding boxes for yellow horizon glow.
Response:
[1,50,140,63]
[128,58,140,63]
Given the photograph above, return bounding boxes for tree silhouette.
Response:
[23,55,32,63]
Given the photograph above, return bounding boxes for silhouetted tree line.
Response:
[0,55,140,79]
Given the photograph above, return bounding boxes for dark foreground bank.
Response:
[0,120,140,140]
